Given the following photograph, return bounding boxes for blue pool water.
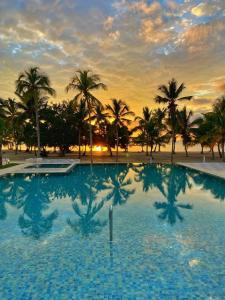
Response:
[0,163,224,299]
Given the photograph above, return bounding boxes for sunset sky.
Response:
[0,0,225,116]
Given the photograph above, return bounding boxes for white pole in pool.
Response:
[109,205,113,242]
[203,155,206,163]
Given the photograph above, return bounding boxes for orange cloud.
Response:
[131,1,161,15]
[139,18,172,44]
[181,20,225,53]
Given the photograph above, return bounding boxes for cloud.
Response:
[131,1,161,15]
[104,16,114,30]
[108,30,120,41]
[139,18,172,44]
[180,20,225,53]
[0,0,225,116]
[211,77,225,93]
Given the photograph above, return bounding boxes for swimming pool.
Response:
[0,164,224,299]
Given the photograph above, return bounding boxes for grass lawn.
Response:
[0,163,18,170]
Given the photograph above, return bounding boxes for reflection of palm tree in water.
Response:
[17,175,58,239]
[154,165,193,225]
[0,176,25,220]
[67,166,108,237]
[192,171,225,202]
[104,164,135,206]
[133,163,165,196]
[134,164,193,225]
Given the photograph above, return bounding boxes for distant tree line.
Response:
[0,67,225,164]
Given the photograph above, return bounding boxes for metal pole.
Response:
[109,205,113,242]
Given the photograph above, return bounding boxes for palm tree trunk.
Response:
[218,143,222,158]
[171,130,174,163]
[146,134,149,156]
[88,109,93,164]
[78,129,81,158]
[211,146,215,160]
[185,144,188,157]
[108,145,113,157]
[201,144,204,154]
[116,125,119,162]
[35,106,41,158]
[0,143,2,166]
[15,143,18,155]
[222,137,225,162]
[150,144,153,158]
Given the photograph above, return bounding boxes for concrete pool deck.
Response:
[0,159,80,177]
[177,162,225,180]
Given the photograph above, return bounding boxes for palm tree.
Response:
[3,98,25,154]
[155,78,192,162]
[213,96,225,161]
[74,99,88,158]
[15,67,56,157]
[0,99,6,165]
[195,113,218,159]
[152,108,168,152]
[91,103,109,136]
[106,99,134,161]
[135,107,151,155]
[176,107,196,157]
[66,70,107,163]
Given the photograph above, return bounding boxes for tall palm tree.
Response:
[213,96,225,161]
[155,78,192,162]
[66,70,107,163]
[152,108,168,152]
[106,99,134,161]
[0,98,6,165]
[176,107,196,157]
[73,99,88,158]
[135,107,151,155]
[15,67,56,157]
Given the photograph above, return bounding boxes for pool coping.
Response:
[0,159,80,177]
[177,162,225,181]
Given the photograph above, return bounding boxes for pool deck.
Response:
[177,162,225,180]
[0,159,80,177]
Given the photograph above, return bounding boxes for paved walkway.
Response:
[178,162,225,180]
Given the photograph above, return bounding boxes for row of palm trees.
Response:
[0,66,225,164]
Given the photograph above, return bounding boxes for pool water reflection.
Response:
[0,164,224,299]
